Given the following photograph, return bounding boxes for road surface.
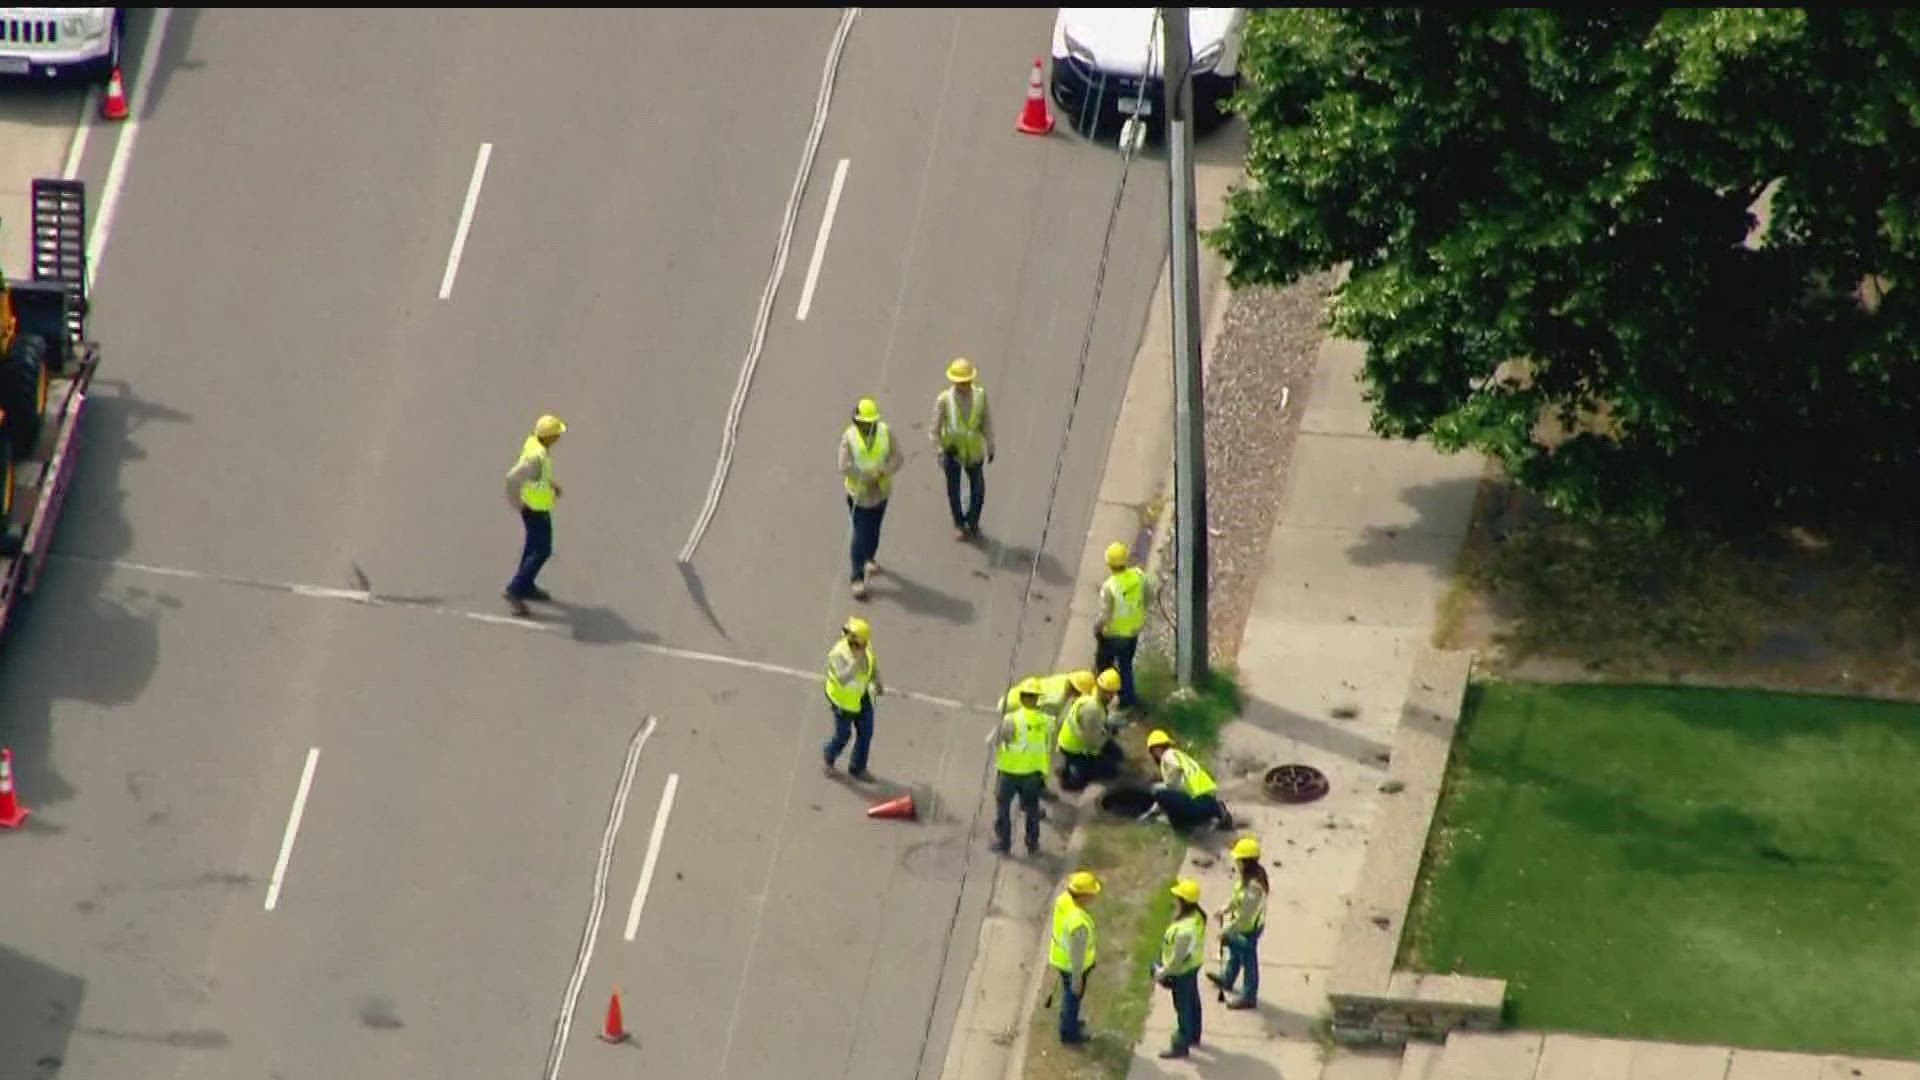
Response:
[0,9,1171,1079]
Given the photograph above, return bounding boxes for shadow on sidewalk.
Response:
[1343,474,1484,569]
[1236,694,1393,768]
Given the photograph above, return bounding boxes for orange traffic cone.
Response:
[867,793,916,821]
[0,747,30,829]
[1016,57,1055,136]
[100,66,129,122]
[598,986,630,1044]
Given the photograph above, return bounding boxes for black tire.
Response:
[0,336,46,462]
[0,427,15,522]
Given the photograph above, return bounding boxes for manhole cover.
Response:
[1099,787,1155,818]
[1264,764,1329,804]
[901,840,966,882]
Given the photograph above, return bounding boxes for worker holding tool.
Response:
[929,357,995,541]
[992,677,1055,856]
[503,414,566,616]
[1094,541,1155,712]
[840,397,905,600]
[1150,878,1208,1059]
[1209,836,1270,1010]
[1047,870,1100,1045]
[823,616,886,781]
[1141,730,1235,832]
[1057,669,1125,792]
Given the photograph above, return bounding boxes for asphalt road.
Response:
[0,9,1170,1079]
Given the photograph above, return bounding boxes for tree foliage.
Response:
[1212,9,1920,526]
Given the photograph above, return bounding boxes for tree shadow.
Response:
[1342,475,1485,571]
[1236,694,1393,769]
[0,945,83,1078]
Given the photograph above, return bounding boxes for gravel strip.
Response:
[1144,270,1339,667]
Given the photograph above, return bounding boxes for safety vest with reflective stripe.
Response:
[1159,910,1206,976]
[1036,674,1073,717]
[843,423,894,498]
[1058,695,1107,755]
[516,435,556,512]
[1226,876,1267,934]
[1048,891,1096,974]
[1160,747,1217,798]
[995,706,1053,776]
[937,387,988,465]
[824,640,874,712]
[1102,567,1147,637]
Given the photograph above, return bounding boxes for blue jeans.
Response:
[507,508,553,598]
[1056,969,1087,1043]
[822,693,874,773]
[993,771,1044,851]
[940,452,985,531]
[1094,633,1139,709]
[1152,787,1223,832]
[847,497,888,581]
[1166,969,1202,1050]
[1218,926,1262,1004]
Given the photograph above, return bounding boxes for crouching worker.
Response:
[1142,729,1234,832]
[1057,668,1125,792]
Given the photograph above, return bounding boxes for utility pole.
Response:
[1162,6,1210,687]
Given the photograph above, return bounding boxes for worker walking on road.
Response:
[992,678,1055,856]
[1142,729,1235,832]
[1049,870,1101,1046]
[503,414,566,616]
[1057,669,1125,792]
[840,398,905,600]
[1094,542,1155,712]
[1209,836,1270,1010]
[1152,878,1208,1059]
[930,358,995,541]
[823,616,886,781]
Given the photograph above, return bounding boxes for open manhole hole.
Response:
[1099,787,1155,818]
[1264,764,1329,804]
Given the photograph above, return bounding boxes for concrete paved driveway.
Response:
[0,9,1170,1079]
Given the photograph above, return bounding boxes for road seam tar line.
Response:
[623,772,679,943]
[263,747,320,912]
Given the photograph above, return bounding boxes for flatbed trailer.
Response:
[0,176,101,638]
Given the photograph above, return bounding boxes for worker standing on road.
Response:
[1049,870,1101,1046]
[1142,730,1235,831]
[1209,836,1270,1010]
[930,358,995,541]
[992,678,1054,856]
[503,414,566,616]
[1094,542,1155,713]
[823,616,886,781]
[1057,669,1125,792]
[1151,878,1208,1059]
[840,398,905,600]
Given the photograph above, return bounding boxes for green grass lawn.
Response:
[1403,680,1920,1060]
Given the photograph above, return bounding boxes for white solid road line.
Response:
[544,717,655,1080]
[438,142,493,300]
[86,6,172,294]
[794,157,850,322]
[60,87,97,180]
[263,747,320,912]
[622,773,680,943]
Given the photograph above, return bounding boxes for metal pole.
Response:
[1162,7,1209,687]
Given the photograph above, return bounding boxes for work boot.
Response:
[523,586,553,603]
[1158,1045,1190,1060]
[503,591,531,617]
[849,768,873,783]
[989,838,1010,855]
[851,578,870,600]
[1226,997,1256,1010]
[865,560,881,579]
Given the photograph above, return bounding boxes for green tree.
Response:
[1212,9,1920,525]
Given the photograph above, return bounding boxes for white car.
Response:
[0,7,124,85]
[1049,7,1246,134]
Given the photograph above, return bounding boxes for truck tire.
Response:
[0,424,15,521]
[0,336,47,461]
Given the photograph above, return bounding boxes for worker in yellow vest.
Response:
[1057,668,1125,791]
[840,397,905,600]
[1209,835,1270,1010]
[503,414,566,616]
[1143,729,1235,831]
[1003,671,1075,718]
[1151,878,1208,1059]
[992,677,1055,856]
[822,616,886,781]
[930,357,996,541]
[1093,542,1155,712]
[1048,869,1100,1045]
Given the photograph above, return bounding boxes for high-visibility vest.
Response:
[844,422,894,498]
[995,706,1053,775]
[515,435,556,512]
[824,640,874,712]
[1036,674,1073,717]
[1058,695,1107,755]
[1159,910,1206,976]
[1048,891,1096,974]
[1102,567,1147,637]
[937,387,988,465]
[1226,877,1267,934]
[1160,747,1217,798]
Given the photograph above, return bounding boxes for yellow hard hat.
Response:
[854,398,881,423]
[1232,836,1261,861]
[843,616,871,644]
[534,415,567,439]
[1170,878,1201,904]
[1067,670,1097,696]
[1105,542,1130,569]
[1097,668,1122,693]
[1146,729,1173,750]
[946,357,976,384]
[1067,870,1101,896]
[1018,676,1044,698]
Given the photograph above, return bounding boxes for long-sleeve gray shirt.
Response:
[839,422,905,509]
[506,454,544,508]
